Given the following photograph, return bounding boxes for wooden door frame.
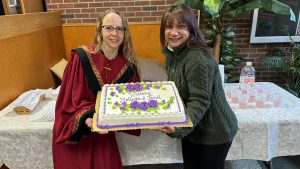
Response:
[2,0,9,15]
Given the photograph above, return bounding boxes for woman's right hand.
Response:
[153,125,176,134]
[85,118,109,134]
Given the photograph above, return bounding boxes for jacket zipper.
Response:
[171,59,177,80]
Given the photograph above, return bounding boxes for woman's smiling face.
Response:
[164,19,190,48]
[101,12,125,50]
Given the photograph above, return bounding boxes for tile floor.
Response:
[125,156,300,169]
[2,156,300,169]
[124,159,263,169]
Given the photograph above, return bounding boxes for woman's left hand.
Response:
[154,126,176,134]
[85,118,109,134]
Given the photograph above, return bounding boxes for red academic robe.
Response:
[52,45,140,169]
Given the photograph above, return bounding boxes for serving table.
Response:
[1,82,300,168]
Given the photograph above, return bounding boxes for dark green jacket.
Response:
[163,45,238,145]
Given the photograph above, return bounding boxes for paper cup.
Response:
[256,93,267,108]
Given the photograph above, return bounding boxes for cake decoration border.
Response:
[92,81,193,132]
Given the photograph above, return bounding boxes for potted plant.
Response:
[203,18,244,82]
[261,37,300,97]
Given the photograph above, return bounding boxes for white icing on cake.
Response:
[96,81,186,129]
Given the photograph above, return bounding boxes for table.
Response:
[1,82,300,169]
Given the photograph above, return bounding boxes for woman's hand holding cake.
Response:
[85,118,109,134]
[155,125,176,134]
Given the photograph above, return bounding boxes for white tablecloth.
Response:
[1,82,300,169]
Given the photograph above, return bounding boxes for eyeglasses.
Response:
[102,25,126,33]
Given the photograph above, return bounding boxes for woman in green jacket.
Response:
[156,3,238,169]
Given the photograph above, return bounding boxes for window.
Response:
[250,0,300,43]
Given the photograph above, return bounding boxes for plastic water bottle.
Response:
[239,62,255,87]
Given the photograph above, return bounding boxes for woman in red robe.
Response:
[52,9,140,169]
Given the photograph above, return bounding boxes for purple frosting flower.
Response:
[133,83,143,91]
[120,106,126,111]
[155,84,161,89]
[122,101,127,107]
[146,84,152,89]
[125,84,134,91]
[114,101,118,106]
[115,86,122,93]
[130,101,140,109]
[148,100,158,107]
[110,91,115,96]
[140,102,149,110]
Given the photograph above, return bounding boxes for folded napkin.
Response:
[12,90,46,114]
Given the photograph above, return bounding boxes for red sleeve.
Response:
[53,51,96,144]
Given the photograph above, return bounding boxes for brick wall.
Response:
[46,0,287,84]
[46,0,177,23]
[230,13,286,84]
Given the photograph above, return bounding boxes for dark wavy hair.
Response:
[160,3,209,51]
